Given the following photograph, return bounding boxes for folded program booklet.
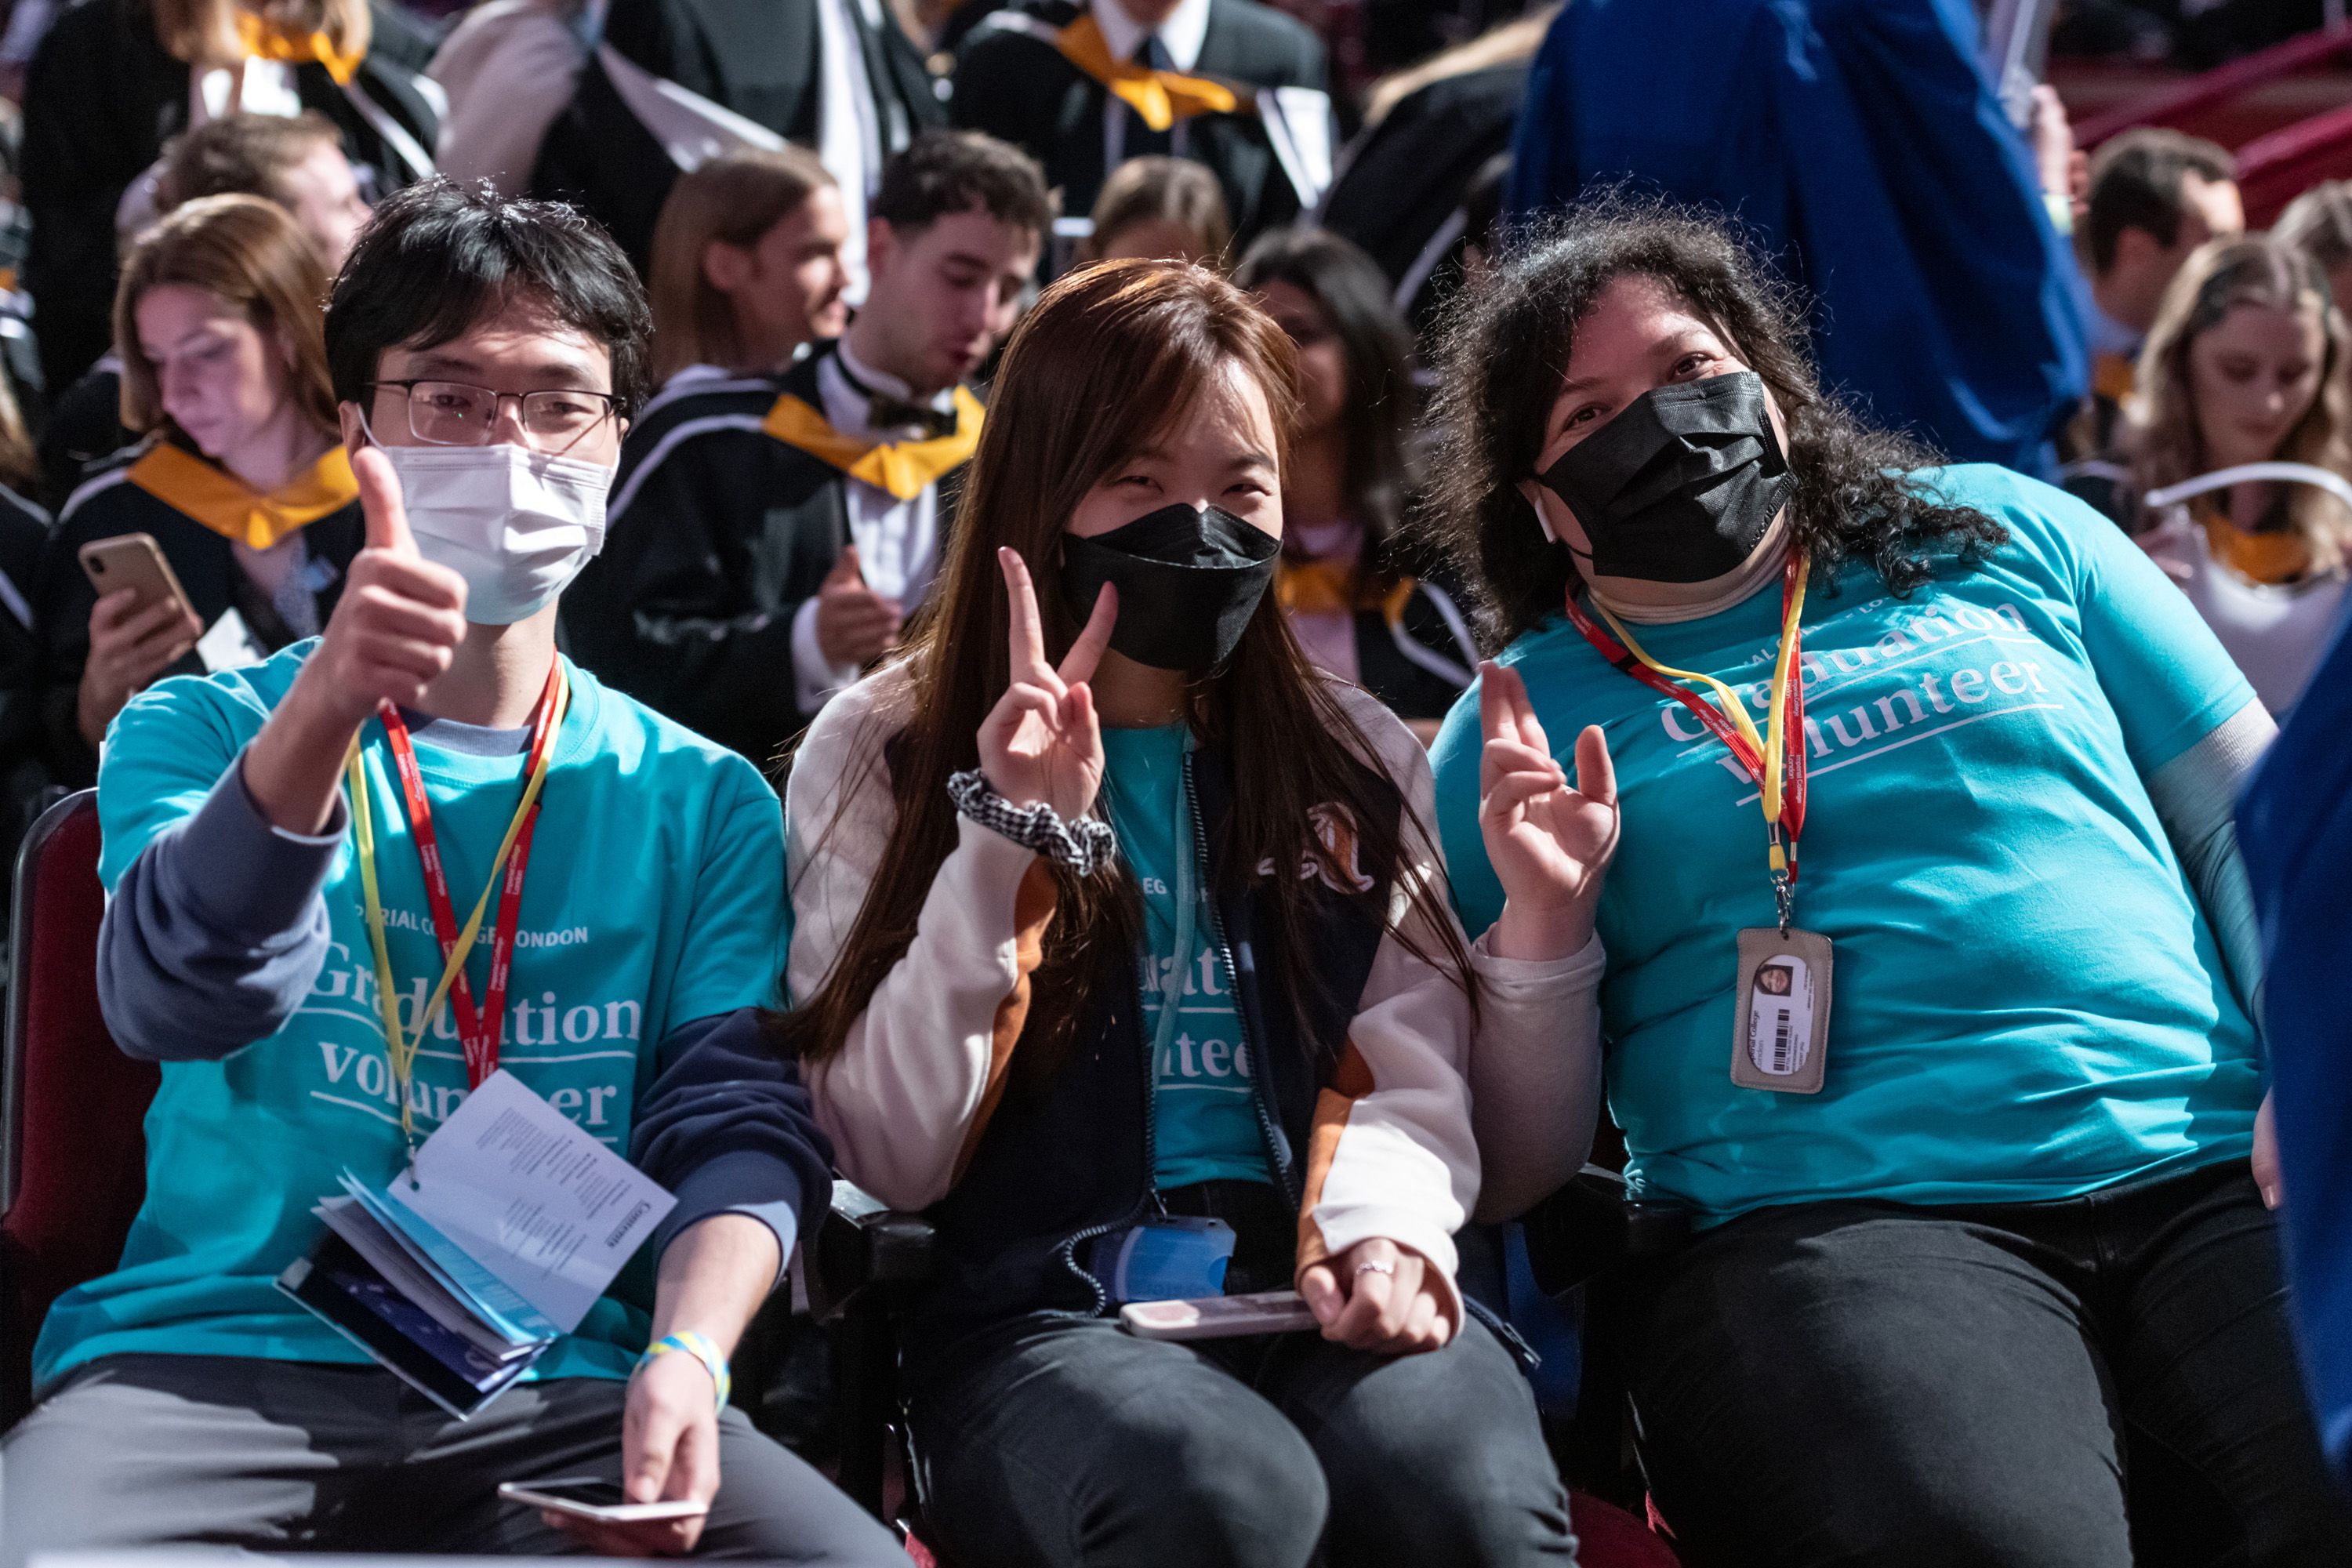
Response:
[278,1069,677,1418]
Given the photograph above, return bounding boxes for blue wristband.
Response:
[637,1330,731,1414]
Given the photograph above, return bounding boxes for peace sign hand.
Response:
[1478,661,1620,961]
[978,547,1118,821]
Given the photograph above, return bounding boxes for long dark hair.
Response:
[1425,198,2008,644]
[778,260,1474,1078]
[1235,227,1419,561]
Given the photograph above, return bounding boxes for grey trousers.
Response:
[908,1314,1580,1568]
[0,1354,902,1566]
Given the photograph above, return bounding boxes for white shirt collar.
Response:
[833,335,918,405]
[1090,0,1212,74]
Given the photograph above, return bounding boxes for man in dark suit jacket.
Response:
[532,0,947,274]
[950,0,1327,254]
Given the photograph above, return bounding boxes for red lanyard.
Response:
[1562,551,1812,891]
[373,662,565,1087]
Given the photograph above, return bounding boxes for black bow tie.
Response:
[865,394,959,439]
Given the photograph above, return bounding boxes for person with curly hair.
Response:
[1421,198,2352,1568]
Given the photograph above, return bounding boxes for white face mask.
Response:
[371,437,614,624]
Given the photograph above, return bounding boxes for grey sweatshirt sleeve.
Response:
[96,750,346,1062]
[2144,698,2275,1035]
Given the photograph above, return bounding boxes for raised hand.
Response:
[1479,660,1619,960]
[978,546,1116,820]
[814,545,901,669]
[243,447,472,834]
[302,446,470,728]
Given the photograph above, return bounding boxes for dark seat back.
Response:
[0,790,154,1425]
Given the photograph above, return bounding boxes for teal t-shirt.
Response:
[34,644,788,1388]
[1432,465,2263,1221]
[1100,723,1269,1190]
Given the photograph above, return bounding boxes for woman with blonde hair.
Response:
[647,147,850,386]
[2132,233,2352,713]
[20,0,437,397]
[37,194,365,783]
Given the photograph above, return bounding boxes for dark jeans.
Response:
[0,1355,902,1567]
[1626,1160,2352,1568]
[907,1312,1580,1568]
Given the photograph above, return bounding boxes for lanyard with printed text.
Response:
[345,661,568,1162]
[1562,550,1813,927]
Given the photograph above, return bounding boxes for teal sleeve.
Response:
[666,757,789,1025]
[2032,477,2256,775]
[1429,678,1505,938]
[95,673,255,891]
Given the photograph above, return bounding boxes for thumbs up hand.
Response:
[814,545,902,670]
[304,447,471,727]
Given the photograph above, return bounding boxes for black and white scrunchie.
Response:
[948,768,1117,876]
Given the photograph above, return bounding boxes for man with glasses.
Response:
[0,180,900,1567]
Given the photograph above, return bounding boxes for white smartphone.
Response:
[497,1478,710,1523]
[1120,1289,1320,1341]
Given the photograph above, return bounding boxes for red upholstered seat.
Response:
[0,791,156,1426]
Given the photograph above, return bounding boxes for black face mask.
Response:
[1537,370,1793,584]
[1060,503,1279,672]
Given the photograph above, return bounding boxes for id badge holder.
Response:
[1730,927,1833,1094]
[1085,1216,1238,1304]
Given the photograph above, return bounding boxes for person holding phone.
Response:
[37,194,365,785]
[1,179,898,1568]
[747,258,1596,1567]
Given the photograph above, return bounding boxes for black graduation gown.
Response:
[561,352,971,767]
[20,0,440,393]
[529,0,946,274]
[36,360,129,514]
[949,0,1327,250]
[1319,59,1526,332]
[1346,573,1478,723]
[0,483,56,881]
[37,441,365,784]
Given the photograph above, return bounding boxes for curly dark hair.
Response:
[1423,196,2010,646]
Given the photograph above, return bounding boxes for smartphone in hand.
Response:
[1120,1289,1320,1341]
[78,532,198,626]
[496,1478,710,1524]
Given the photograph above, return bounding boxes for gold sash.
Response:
[2194,498,2312,586]
[1053,13,1242,132]
[1275,556,1356,617]
[2092,349,2136,405]
[234,12,365,84]
[760,387,984,503]
[126,443,361,550]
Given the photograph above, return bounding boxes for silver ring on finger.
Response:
[1354,1258,1396,1277]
